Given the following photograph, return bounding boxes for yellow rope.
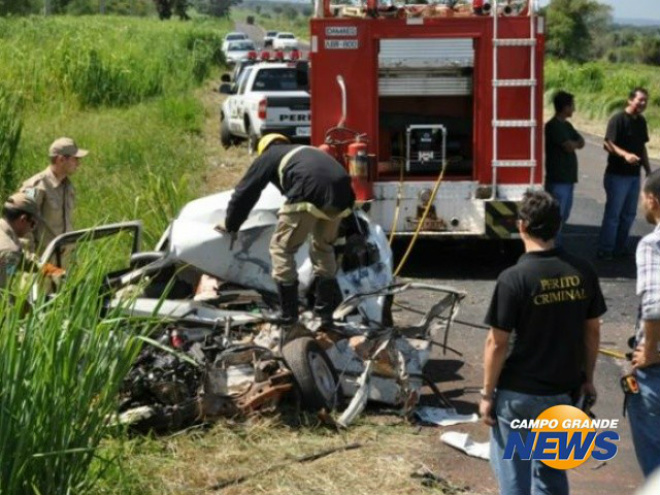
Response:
[393,159,448,277]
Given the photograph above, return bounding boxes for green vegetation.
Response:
[545,59,660,136]
[0,241,149,495]
[0,15,231,247]
[542,0,660,65]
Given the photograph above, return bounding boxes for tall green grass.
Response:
[0,85,22,198]
[1,15,233,246]
[0,241,149,495]
[545,59,660,130]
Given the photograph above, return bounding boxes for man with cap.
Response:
[218,133,355,326]
[20,137,88,253]
[0,192,41,292]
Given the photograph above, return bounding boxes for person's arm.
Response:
[480,328,510,426]
[633,321,660,369]
[224,155,277,232]
[604,139,641,164]
[582,317,600,399]
[633,239,660,369]
[641,146,651,176]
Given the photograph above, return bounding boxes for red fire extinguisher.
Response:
[346,138,373,201]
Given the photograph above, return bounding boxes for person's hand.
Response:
[624,152,641,164]
[214,220,237,250]
[632,344,660,369]
[479,398,496,427]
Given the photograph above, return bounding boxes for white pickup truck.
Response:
[219,62,310,154]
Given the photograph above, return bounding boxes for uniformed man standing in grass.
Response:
[0,192,39,292]
[20,137,88,253]
[218,134,355,326]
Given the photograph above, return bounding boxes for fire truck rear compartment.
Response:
[377,38,474,180]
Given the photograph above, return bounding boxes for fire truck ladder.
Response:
[491,0,539,196]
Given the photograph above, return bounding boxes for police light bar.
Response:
[289,49,300,61]
[247,51,257,60]
[260,50,270,61]
[274,50,285,61]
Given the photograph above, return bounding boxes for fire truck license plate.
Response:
[296,127,311,137]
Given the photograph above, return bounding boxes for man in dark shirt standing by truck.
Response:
[598,87,652,260]
[545,90,585,246]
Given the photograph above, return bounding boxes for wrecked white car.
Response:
[39,185,465,432]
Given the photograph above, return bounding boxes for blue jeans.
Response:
[627,365,660,477]
[598,173,640,255]
[545,182,574,246]
[490,389,572,495]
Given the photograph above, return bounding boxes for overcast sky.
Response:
[537,0,660,21]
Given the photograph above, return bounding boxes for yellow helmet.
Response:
[257,133,290,156]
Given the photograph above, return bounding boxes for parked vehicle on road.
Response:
[221,32,249,52]
[272,32,298,51]
[310,0,543,241]
[263,30,279,48]
[224,39,257,65]
[219,61,310,153]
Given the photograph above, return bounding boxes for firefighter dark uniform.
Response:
[224,136,355,324]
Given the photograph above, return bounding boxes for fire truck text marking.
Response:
[324,39,359,50]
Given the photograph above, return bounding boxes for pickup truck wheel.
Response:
[281,336,342,412]
[247,127,259,156]
[220,116,232,149]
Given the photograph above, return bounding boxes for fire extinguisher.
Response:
[347,138,373,201]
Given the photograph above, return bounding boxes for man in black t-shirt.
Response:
[545,91,585,246]
[480,191,606,495]
[597,87,652,260]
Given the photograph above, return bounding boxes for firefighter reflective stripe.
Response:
[277,145,352,220]
[277,145,314,186]
[279,202,352,220]
[485,201,519,239]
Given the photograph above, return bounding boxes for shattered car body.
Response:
[39,186,466,431]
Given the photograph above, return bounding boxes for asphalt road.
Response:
[397,135,659,494]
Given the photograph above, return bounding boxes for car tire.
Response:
[281,336,342,412]
[220,115,232,149]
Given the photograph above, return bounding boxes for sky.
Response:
[538,0,660,22]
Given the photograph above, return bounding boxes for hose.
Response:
[393,157,448,277]
[387,156,406,245]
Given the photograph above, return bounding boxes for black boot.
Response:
[276,281,299,325]
[314,277,340,327]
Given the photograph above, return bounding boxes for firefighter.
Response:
[218,133,355,325]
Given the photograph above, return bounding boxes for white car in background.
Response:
[263,30,279,48]
[221,32,249,52]
[272,32,298,51]
[224,40,257,65]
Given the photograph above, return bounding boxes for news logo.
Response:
[503,405,620,469]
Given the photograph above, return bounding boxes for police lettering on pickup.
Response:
[219,61,310,155]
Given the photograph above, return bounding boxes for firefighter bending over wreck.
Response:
[217,134,355,325]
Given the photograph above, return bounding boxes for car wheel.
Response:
[281,336,342,411]
[247,125,259,156]
[220,115,232,149]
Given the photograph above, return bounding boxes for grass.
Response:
[0,15,233,247]
[88,414,461,495]
[0,240,150,495]
[544,59,660,157]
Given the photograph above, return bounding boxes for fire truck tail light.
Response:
[258,99,267,120]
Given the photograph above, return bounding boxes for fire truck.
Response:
[309,0,544,240]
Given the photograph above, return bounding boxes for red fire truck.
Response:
[309,0,544,240]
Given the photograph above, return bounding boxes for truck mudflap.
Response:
[485,200,519,239]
